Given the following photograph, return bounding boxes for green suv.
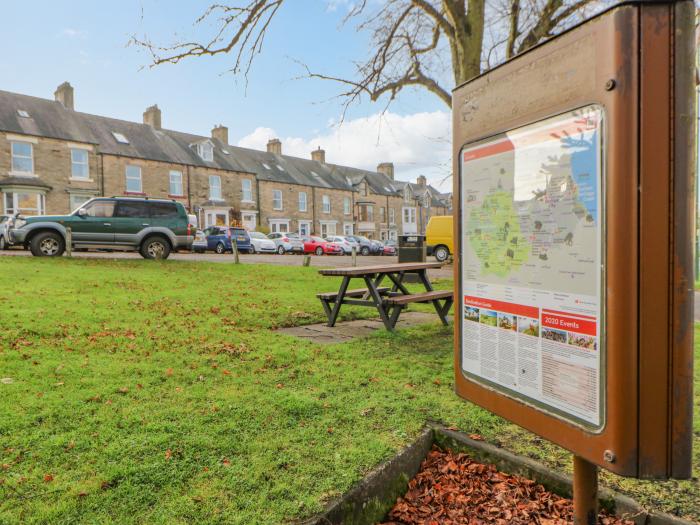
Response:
[5,197,193,259]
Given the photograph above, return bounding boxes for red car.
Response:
[382,243,397,256]
[302,236,343,255]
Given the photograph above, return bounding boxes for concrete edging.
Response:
[300,424,697,525]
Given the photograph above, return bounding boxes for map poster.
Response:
[459,105,604,428]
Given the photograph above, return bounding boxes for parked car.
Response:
[267,232,304,254]
[426,215,453,262]
[301,236,343,256]
[0,215,9,250]
[192,230,208,253]
[5,197,193,259]
[348,235,382,256]
[326,235,359,255]
[202,226,253,254]
[382,239,397,256]
[248,231,277,254]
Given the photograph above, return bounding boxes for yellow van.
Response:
[426,215,453,262]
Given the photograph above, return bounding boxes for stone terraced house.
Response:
[0,82,451,238]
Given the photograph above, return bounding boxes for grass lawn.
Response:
[0,257,698,524]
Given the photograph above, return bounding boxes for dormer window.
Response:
[112,132,129,144]
[17,110,30,118]
[197,141,214,162]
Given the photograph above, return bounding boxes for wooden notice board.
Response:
[452,0,695,479]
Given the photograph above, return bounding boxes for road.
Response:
[0,249,455,280]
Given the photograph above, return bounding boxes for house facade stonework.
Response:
[0,83,451,236]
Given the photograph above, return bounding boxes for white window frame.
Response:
[320,221,336,237]
[343,196,351,215]
[272,189,283,210]
[125,165,142,193]
[209,175,222,201]
[242,179,253,202]
[343,222,354,236]
[298,191,307,212]
[205,208,229,228]
[269,219,290,233]
[70,148,89,180]
[389,207,395,225]
[3,191,45,216]
[11,141,34,175]
[242,212,257,230]
[197,141,214,162]
[169,170,184,196]
[322,195,331,214]
[298,220,312,236]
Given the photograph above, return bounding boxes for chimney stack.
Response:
[311,147,325,164]
[143,104,162,130]
[212,124,229,145]
[417,175,427,187]
[54,82,74,110]
[267,138,282,155]
[377,162,394,180]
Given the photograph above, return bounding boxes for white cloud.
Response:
[237,111,452,191]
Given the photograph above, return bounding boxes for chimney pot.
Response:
[311,146,326,164]
[54,81,74,110]
[212,124,229,145]
[143,104,162,130]
[267,138,282,155]
[377,162,394,180]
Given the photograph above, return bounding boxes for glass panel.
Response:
[299,192,306,211]
[209,176,222,200]
[125,166,142,193]
[71,149,89,179]
[83,200,115,218]
[115,201,151,218]
[150,202,179,218]
[242,179,252,201]
[344,197,351,214]
[11,142,33,173]
[169,171,183,196]
[70,194,92,212]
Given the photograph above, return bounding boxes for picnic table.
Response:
[317,262,454,331]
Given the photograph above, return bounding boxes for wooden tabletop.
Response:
[318,262,443,276]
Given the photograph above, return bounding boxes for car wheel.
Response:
[30,231,65,257]
[360,246,370,256]
[315,246,324,256]
[434,245,450,262]
[250,245,256,254]
[140,236,171,260]
[0,235,5,250]
[277,245,285,255]
[215,242,227,254]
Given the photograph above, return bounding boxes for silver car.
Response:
[248,231,277,254]
[326,235,359,255]
[267,232,304,254]
[192,229,207,253]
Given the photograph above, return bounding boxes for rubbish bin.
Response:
[398,234,426,282]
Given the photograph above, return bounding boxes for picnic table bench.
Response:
[317,262,453,331]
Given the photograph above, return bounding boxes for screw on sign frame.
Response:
[451,2,695,524]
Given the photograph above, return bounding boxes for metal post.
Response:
[573,455,598,525]
[351,246,357,267]
[65,227,72,257]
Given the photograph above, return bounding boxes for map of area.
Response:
[461,106,601,297]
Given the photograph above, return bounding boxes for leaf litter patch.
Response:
[379,447,633,525]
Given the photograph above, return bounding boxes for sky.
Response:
[1,1,452,191]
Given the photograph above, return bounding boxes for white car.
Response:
[327,235,360,255]
[249,231,277,254]
[192,230,208,253]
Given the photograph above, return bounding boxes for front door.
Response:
[69,199,116,243]
[112,200,151,245]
